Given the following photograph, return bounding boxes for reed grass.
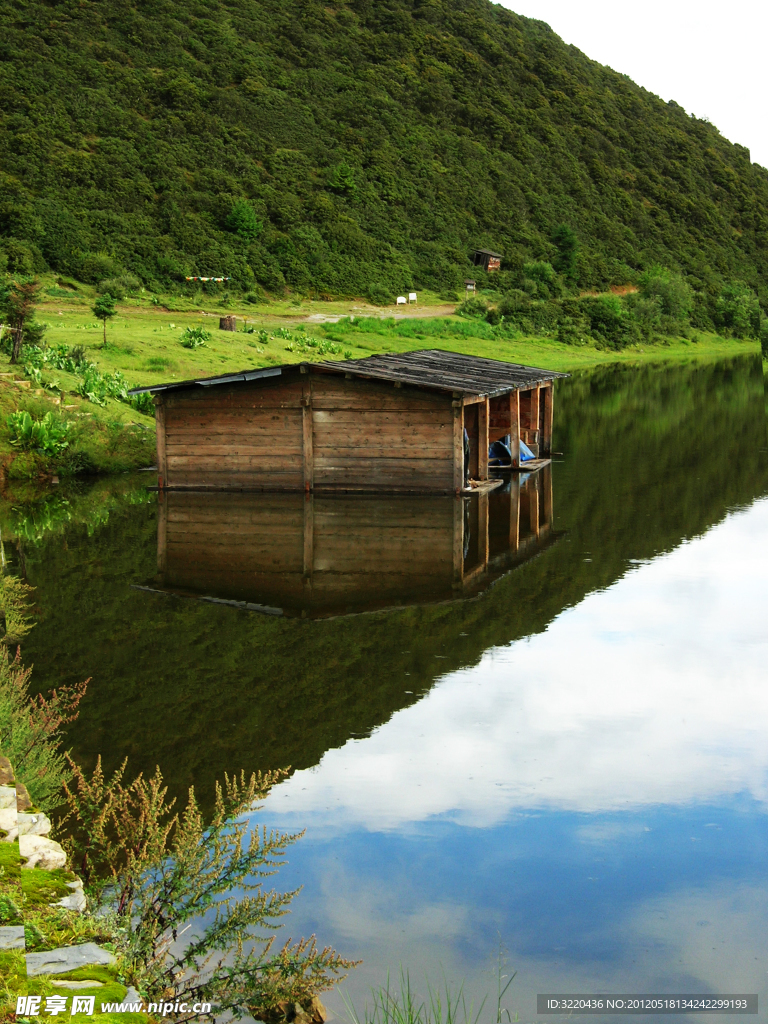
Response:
[342,959,518,1024]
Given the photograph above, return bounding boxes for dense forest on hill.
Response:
[2,0,768,304]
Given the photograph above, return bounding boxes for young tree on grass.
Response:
[93,293,117,344]
[3,278,43,364]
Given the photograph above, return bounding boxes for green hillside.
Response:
[2,0,768,305]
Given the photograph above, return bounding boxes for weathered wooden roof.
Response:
[314,350,567,397]
[129,350,566,398]
[473,248,503,258]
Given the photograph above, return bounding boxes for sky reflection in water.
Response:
[259,498,768,1018]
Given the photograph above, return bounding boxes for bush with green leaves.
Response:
[715,283,761,339]
[760,320,768,359]
[366,284,394,306]
[61,758,357,1019]
[580,294,636,349]
[22,343,154,415]
[7,410,71,455]
[638,267,693,324]
[456,297,488,318]
[181,325,212,349]
[0,639,88,810]
[552,224,579,280]
[226,200,263,240]
[97,274,141,299]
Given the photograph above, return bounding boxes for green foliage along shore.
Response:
[2,0,768,304]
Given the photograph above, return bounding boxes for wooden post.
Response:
[478,398,489,480]
[509,478,520,552]
[541,384,554,456]
[453,402,464,493]
[155,396,167,490]
[530,386,540,448]
[509,390,520,468]
[219,315,237,331]
[302,382,313,492]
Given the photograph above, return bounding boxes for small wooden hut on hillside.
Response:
[472,249,503,272]
[130,351,567,494]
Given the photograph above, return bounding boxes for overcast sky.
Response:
[496,0,768,169]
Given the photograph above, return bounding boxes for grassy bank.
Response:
[1,276,761,483]
[30,276,763,381]
[0,371,155,483]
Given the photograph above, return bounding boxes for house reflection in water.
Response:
[147,467,556,619]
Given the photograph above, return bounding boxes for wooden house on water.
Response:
[130,351,567,495]
[143,469,556,619]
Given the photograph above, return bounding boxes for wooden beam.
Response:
[541,383,554,456]
[462,394,486,406]
[509,390,520,469]
[453,404,464,494]
[529,385,541,438]
[302,382,313,492]
[478,398,489,480]
[155,396,167,489]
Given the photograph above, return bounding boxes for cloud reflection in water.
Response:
[267,499,768,830]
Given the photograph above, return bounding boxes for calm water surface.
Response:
[8,356,768,1022]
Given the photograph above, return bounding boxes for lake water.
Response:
[7,355,768,1022]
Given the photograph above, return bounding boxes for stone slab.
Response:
[26,942,116,976]
[0,925,25,950]
[19,834,67,870]
[118,987,143,1009]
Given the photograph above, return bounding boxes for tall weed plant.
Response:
[61,758,357,1019]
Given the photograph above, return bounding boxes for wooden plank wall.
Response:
[311,376,455,492]
[161,378,304,490]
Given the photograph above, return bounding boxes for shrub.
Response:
[715,282,761,338]
[627,294,662,336]
[226,200,263,240]
[552,224,578,279]
[580,294,635,349]
[129,391,155,416]
[638,267,693,322]
[760,319,768,358]
[61,759,358,1015]
[180,325,211,348]
[556,319,587,345]
[367,283,393,306]
[97,274,141,299]
[7,410,71,455]
[456,297,488,317]
[0,643,88,810]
